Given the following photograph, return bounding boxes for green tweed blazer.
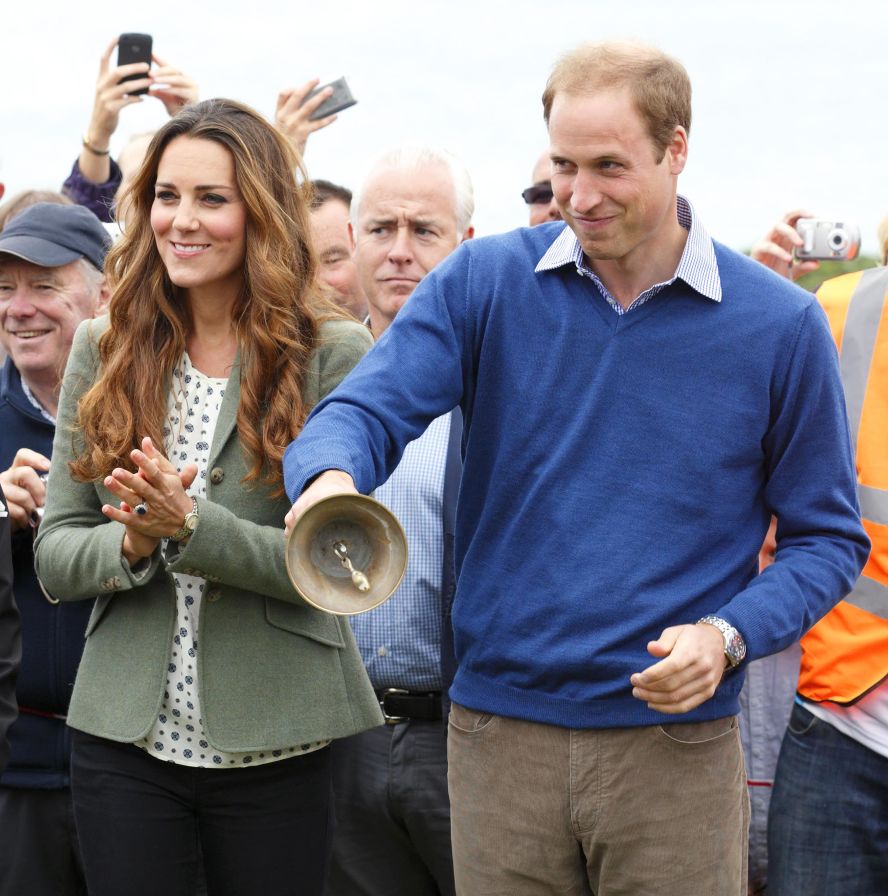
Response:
[34,316,383,751]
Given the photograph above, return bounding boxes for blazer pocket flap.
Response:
[265,598,346,648]
[84,594,111,637]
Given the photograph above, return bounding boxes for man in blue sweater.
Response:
[0,202,109,895]
[283,42,869,894]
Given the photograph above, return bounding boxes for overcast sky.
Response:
[4,0,886,253]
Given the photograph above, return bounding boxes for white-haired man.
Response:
[323,147,472,896]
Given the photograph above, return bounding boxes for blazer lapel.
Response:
[208,352,241,470]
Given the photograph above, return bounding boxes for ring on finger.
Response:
[134,502,149,516]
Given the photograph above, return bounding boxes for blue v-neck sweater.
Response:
[285,223,868,729]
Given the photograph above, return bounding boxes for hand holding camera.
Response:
[751,210,861,282]
[750,209,822,281]
[0,448,50,532]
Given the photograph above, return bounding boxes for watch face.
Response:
[726,631,746,666]
[184,512,199,533]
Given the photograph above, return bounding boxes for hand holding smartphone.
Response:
[117,33,153,95]
[301,77,357,121]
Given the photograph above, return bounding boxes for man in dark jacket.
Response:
[0,203,109,895]
[0,484,21,773]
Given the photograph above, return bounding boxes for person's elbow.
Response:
[847,521,872,587]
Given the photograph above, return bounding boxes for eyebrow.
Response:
[551,147,627,163]
[154,181,235,190]
[0,270,62,284]
[364,216,441,228]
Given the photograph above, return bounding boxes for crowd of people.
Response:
[0,34,884,896]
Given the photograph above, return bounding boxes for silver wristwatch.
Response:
[170,496,199,542]
[696,615,746,668]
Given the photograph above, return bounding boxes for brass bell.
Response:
[285,493,408,616]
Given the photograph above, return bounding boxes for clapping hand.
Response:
[102,437,197,566]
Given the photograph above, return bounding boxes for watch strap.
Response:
[170,496,198,542]
[696,615,747,668]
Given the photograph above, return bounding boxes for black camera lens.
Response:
[828,229,847,251]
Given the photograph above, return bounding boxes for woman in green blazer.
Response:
[34,98,381,896]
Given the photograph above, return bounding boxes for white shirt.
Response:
[136,353,326,768]
[803,680,888,759]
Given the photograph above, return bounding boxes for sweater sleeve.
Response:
[283,247,472,501]
[717,300,870,661]
[61,157,122,224]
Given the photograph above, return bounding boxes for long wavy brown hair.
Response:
[71,98,336,493]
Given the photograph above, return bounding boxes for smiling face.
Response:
[548,88,687,270]
[150,136,247,311]
[0,256,103,391]
[354,162,463,337]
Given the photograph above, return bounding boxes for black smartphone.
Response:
[117,33,153,95]
[303,77,357,121]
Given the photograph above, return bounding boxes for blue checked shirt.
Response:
[349,413,451,691]
[535,195,722,311]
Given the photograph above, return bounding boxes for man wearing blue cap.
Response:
[0,202,110,895]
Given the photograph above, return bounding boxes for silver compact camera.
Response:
[795,219,861,261]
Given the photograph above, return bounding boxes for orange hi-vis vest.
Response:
[798,267,888,704]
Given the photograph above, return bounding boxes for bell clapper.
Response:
[332,541,371,593]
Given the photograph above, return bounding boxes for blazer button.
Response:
[206,587,222,603]
[210,467,225,484]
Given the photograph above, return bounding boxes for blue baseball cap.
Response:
[0,202,111,271]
